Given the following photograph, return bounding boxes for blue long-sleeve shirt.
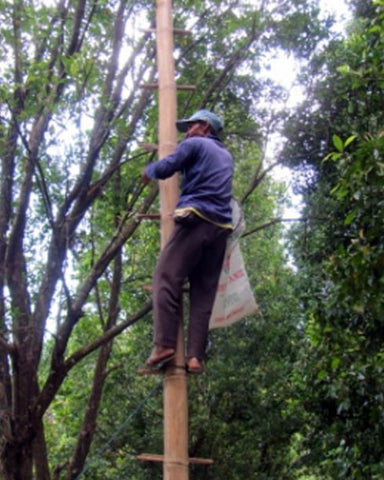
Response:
[145,135,234,228]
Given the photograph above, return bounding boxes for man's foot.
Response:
[145,346,176,369]
[186,357,205,374]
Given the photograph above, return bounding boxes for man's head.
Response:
[176,110,223,137]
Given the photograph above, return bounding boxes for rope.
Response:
[73,380,162,480]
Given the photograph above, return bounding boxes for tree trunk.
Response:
[1,324,43,480]
[33,420,51,480]
[3,430,34,480]
[66,340,114,480]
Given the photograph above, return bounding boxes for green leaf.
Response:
[344,135,357,148]
[331,357,341,370]
[317,370,328,381]
[332,135,344,152]
[337,64,351,75]
[330,184,339,195]
[336,186,349,199]
[325,152,342,163]
[368,25,381,34]
[344,211,356,225]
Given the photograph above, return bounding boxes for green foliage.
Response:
[0,0,338,478]
[282,3,384,478]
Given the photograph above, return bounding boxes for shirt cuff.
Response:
[145,163,157,178]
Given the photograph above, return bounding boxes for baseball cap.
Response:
[176,109,224,134]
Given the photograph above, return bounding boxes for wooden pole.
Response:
[156,2,189,480]
[156,0,179,246]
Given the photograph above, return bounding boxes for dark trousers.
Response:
[152,215,229,360]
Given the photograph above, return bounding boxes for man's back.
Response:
[176,135,233,226]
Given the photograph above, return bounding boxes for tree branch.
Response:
[47,180,158,377]
[242,217,316,238]
[35,301,152,418]
[31,61,156,362]
[103,0,132,99]
[64,300,152,370]
[66,0,87,56]
[241,159,284,205]
[241,217,329,238]
[31,25,156,386]
[68,227,123,479]
[71,181,158,315]
[200,14,261,108]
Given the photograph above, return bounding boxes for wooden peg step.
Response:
[139,83,159,90]
[137,368,164,375]
[173,28,191,35]
[140,83,196,91]
[137,453,214,465]
[140,284,189,293]
[136,213,161,220]
[137,365,186,376]
[176,85,197,91]
[139,142,158,152]
[140,28,191,35]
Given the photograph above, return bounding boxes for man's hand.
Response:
[141,169,151,185]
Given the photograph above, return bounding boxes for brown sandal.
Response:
[186,357,205,374]
[145,347,176,369]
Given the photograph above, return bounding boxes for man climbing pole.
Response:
[142,109,234,374]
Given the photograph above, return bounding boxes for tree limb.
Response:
[66,0,87,56]
[200,14,261,108]
[35,301,152,418]
[242,217,312,238]
[68,222,123,479]
[47,180,158,378]
[241,159,284,205]
[103,0,132,99]
[64,300,152,370]
[31,59,156,361]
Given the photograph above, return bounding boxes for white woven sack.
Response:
[209,200,258,329]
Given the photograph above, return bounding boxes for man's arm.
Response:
[143,140,196,182]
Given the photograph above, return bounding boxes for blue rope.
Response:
[74,380,162,480]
